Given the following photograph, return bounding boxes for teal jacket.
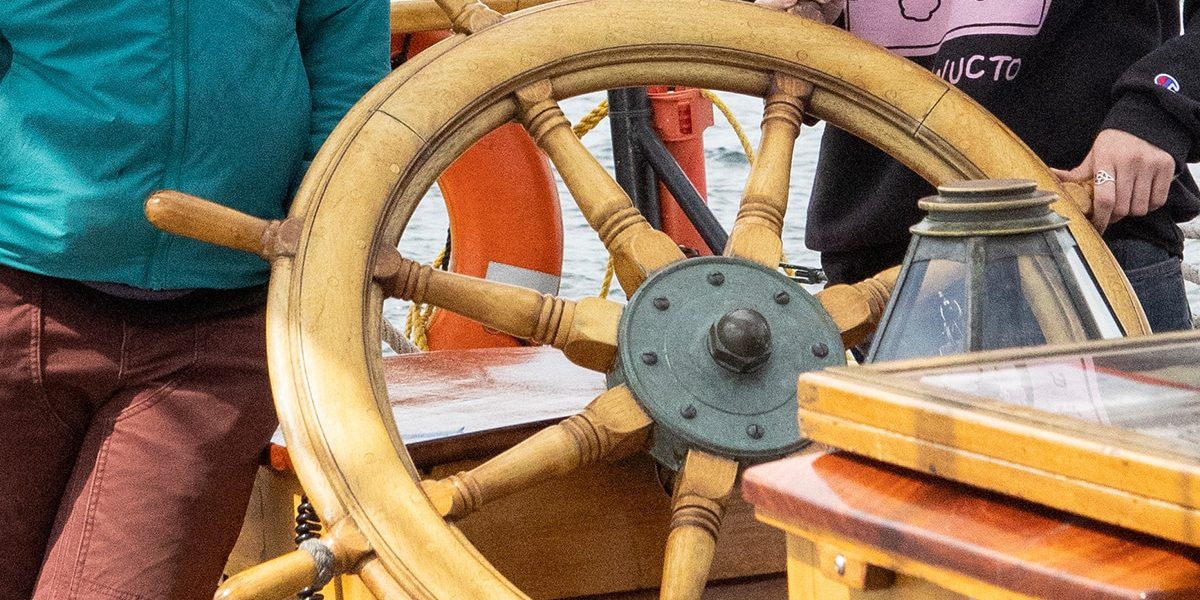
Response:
[0,0,390,289]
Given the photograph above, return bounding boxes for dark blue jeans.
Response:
[1107,237,1194,333]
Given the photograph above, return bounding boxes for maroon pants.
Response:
[0,266,277,599]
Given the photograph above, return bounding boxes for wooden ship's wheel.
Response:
[147,0,1150,597]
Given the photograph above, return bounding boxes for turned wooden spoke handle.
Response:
[660,450,739,600]
[1061,180,1095,218]
[816,265,902,349]
[144,190,299,261]
[422,385,650,519]
[515,79,684,293]
[216,519,371,600]
[725,74,813,266]
[375,247,621,372]
[215,545,328,600]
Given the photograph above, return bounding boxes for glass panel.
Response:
[901,341,1200,449]
[871,258,967,362]
[977,239,1103,349]
[978,252,1049,350]
[1057,230,1123,339]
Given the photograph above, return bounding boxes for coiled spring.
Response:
[295,496,324,600]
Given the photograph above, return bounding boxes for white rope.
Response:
[1181,219,1200,288]
[1182,218,1200,328]
[382,318,420,354]
[1185,260,1200,285]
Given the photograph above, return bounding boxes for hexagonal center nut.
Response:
[707,308,773,374]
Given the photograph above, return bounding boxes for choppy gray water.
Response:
[386,92,1200,326]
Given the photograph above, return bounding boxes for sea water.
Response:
[387,92,1200,327]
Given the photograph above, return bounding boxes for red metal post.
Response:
[647,86,715,255]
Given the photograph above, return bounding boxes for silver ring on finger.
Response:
[1094,170,1115,186]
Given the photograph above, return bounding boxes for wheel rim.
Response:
[271,1,1149,597]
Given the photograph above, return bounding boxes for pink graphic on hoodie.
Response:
[845,0,1052,57]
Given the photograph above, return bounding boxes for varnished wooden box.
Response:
[797,329,1200,547]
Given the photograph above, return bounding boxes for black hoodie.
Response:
[808,0,1200,281]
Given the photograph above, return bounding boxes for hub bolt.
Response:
[641,351,659,366]
[653,297,671,311]
[774,291,791,305]
[747,424,765,439]
[680,404,697,419]
[811,342,829,358]
[708,308,773,374]
[707,272,725,286]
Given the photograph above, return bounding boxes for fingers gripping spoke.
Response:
[421,385,652,520]
[725,75,814,267]
[660,450,740,600]
[375,248,620,371]
[515,80,685,294]
[432,0,503,33]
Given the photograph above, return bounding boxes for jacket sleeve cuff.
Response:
[1102,92,1195,166]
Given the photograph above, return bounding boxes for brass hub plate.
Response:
[612,256,845,469]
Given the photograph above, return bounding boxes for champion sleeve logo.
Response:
[1155,73,1181,93]
[846,0,1052,57]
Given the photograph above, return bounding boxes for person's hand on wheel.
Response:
[1052,129,1176,233]
[754,0,845,25]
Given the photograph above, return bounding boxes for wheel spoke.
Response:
[421,384,652,520]
[724,74,813,268]
[515,80,685,294]
[430,0,503,33]
[815,266,902,349]
[659,449,739,600]
[375,247,621,372]
[145,190,301,261]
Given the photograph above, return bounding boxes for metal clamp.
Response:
[300,538,336,590]
[779,262,827,285]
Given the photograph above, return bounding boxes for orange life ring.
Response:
[395,31,564,350]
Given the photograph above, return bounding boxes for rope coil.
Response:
[700,89,756,164]
[401,245,448,350]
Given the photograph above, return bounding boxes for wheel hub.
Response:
[612,256,845,470]
[707,307,773,374]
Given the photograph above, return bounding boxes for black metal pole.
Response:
[635,126,728,254]
[606,88,662,230]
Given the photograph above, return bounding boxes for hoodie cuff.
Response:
[1102,92,1194,167]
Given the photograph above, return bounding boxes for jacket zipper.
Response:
[146,0,190,288]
